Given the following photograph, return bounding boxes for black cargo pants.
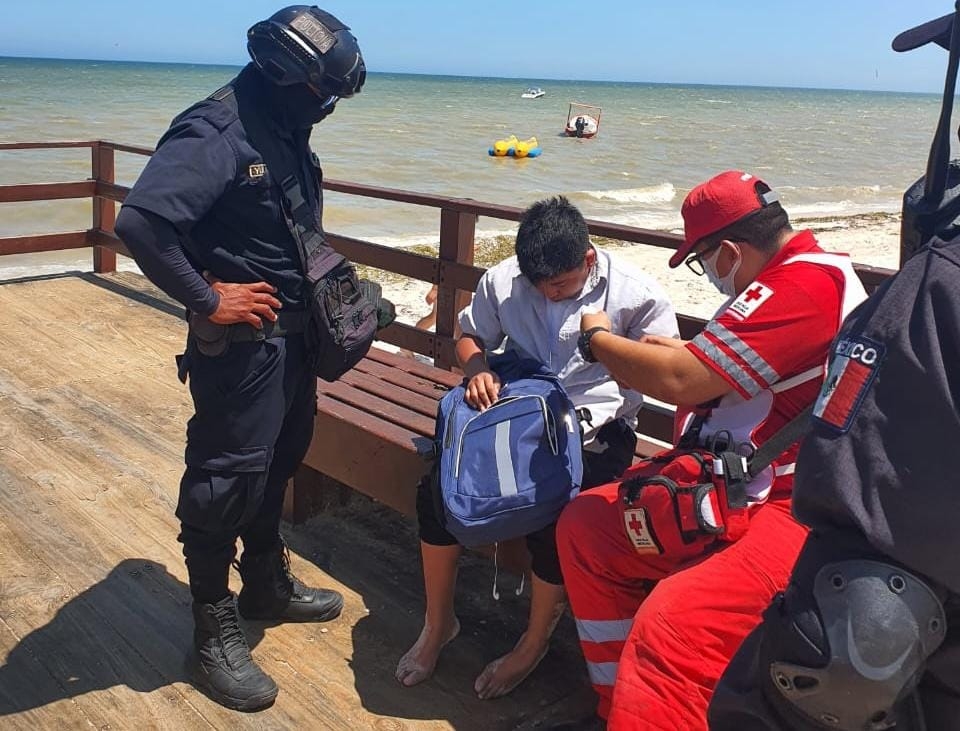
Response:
[708,530,960,731]
[176,334,316,603]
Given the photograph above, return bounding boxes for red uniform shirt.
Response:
[685,230,848,498]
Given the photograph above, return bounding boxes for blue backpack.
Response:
[434,353,584,547]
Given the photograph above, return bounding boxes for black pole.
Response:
[923,1,960,204]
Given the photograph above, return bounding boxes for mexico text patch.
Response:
[813,336,885,433]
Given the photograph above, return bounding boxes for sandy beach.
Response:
[384,212,902,330]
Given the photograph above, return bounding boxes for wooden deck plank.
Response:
[0,469,213,729]
[0,272,595,730]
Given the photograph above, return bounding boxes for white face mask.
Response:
[702,243,742,297]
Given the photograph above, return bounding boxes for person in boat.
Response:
[575,116,587,138]
[114,5,366,712]
[395,195,679,700]
[709,11,960,731]
[556,170,868,728]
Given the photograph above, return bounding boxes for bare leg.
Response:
[395,541,462,687]
[474,573,565,699]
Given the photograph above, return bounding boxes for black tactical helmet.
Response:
[247,6,366,98]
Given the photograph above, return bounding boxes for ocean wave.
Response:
[365,224,518,250]
[581,183,676,204]
[778,184,883,195]
[788,200,900,218]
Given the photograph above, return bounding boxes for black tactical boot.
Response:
[237,541,343,622]
[191,594,278,711]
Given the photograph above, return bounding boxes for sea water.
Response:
[0,57,943,278]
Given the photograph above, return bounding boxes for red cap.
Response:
[669,170,779,268]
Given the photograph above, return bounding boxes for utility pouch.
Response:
[619,448,728,558]
[302,244,378,382]
[188,312,233,357]
[617,403,816,556]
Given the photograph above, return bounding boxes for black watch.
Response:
[578,326,610,363]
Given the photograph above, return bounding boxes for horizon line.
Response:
[0,54,941,97]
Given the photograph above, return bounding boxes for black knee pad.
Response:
[767,560,946,730]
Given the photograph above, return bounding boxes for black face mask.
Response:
[277,83,338,129]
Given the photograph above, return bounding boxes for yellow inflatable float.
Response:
[488,135,542,158]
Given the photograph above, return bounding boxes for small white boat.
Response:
[521,87,545,99]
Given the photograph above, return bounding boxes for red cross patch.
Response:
[623,508,662,554]
[727,282,774,321]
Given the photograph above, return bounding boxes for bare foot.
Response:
[474,633,549,700]
[395,616,461,687]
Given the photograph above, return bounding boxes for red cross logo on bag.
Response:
[624,508,662,555]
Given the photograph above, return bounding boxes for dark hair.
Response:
[704,182,792,254]
[515,196,591,284]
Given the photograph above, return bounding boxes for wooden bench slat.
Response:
[353,357,457,400]
[635,404,675,445]
[365,346,463,387]
[315,393,432,455]
[318,381,437,438]
[339,369,441,419]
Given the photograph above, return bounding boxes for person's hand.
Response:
[205,272,281,328]
[639,333,686,349]
[581,310,612,333]
[465,370,501,410]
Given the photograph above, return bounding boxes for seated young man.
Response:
[556,171,869,729]
[395,196,679,699]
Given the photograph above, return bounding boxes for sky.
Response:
[1,1,958,93]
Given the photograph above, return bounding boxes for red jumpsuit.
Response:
[556,232,867,729]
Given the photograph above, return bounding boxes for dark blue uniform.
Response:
[120,64,323,599]
[709,236,960,729]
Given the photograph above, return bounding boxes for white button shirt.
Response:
[458,247,679,446]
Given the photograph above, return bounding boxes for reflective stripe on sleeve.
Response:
[704,321,781,388]
[693,335,760,396]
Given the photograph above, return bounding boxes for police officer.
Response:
[115,6,366,711]
[708,7,960,730]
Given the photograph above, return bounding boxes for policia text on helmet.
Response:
[247,6,366,122]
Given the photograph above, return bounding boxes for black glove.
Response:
[359,279,396,330]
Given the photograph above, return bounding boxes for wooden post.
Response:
[91,142,117,273]
[435,207,476,370]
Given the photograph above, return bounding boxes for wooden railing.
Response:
[0,141,899,372]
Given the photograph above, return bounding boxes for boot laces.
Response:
[279,547,310,598]
[212,598,252,664]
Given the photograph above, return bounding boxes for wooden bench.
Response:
[286,345,676,524]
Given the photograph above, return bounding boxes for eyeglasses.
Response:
[684,242,722,276]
